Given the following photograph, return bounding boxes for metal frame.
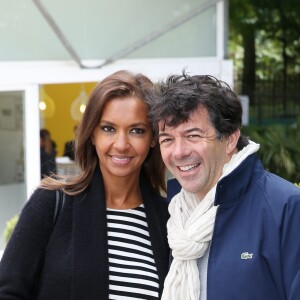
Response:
[32,0,224,69]
[0,84,40,199]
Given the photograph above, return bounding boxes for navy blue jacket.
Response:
[207,154,300,300]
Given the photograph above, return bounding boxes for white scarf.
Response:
[162,141,260,300]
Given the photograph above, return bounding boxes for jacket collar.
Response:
[72,165,108,299]
[214,154,262,207]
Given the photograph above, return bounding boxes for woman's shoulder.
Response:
[26,187,56,206]
[21,188,59,224]
[150,192,170,212]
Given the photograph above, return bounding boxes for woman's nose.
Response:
[113,132,130,150]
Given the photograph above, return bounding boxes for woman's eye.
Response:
[131,128,145,134]
[101,125,115,132]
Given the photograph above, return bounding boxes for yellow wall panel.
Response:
[41,82,97,156]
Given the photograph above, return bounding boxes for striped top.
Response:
[107,204,159,299]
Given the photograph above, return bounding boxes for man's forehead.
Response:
[158,119,192,132]
[158,108,211,133]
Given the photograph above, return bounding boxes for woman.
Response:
[0,70,170,299]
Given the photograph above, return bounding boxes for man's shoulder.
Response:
[167,178,181,201]
[259,171,300,198]
[255,171,300,217]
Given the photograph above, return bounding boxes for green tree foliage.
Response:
[3,215,19,244]
[229,0,300,94]
[242,118,300,182]
[229,0,257,97]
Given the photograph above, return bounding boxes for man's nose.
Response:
[172,138,191,159]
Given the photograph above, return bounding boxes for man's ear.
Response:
[226,129,240,154]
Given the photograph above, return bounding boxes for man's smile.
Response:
[178,163,200,172]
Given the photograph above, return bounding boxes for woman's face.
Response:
[92,96,154,180]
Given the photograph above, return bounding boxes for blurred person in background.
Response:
[63,125,78,161]
[40,128,57,178]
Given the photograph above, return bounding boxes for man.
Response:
[63,139,75,160]
[63,125,77,160]
[150,73,300,300]
[40,128,57,178]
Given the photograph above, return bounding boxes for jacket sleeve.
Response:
[0,188,56,299]
[280,194,300,300]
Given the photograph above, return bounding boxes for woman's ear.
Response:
[226,129,240,154]
[150,137,157,148]
[91,135,95,146]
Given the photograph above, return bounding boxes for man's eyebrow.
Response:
[158,127,206,138]
[185,128,206,134]
[158,132,171,138]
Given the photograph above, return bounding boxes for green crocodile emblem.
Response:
[241,252,253,259]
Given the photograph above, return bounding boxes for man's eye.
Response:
[131,128,146,134]
[187,134,202,139]
[101,126,114,132]
[159,138,172,144]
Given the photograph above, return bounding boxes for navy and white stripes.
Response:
[107,204,159,299]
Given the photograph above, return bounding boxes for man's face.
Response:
[158,106,234,200]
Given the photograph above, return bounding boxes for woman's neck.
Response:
[102,173,143,210]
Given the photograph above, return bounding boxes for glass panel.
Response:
[0,91,26,250]
[0,0,217,61]
[127,7,216,58]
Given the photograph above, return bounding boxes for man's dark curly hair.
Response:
[148,71,249,150]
